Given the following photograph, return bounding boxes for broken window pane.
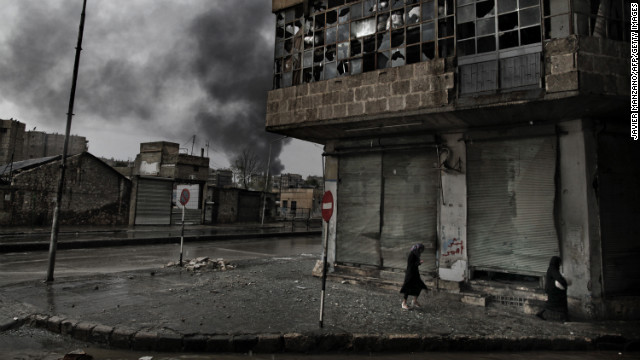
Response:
[497,0,516,14]
[337,60,350,75]
[391,0,404,9]
[438,18,454,38]
[422,21,435,41]
[457,21,475,39]
[378,0,390,12]
[498,12,518,32]
[520,25,541,45]
[285,8,296,23]
[276,41,285,57]
[477,35,496,53]
[391,49,405,67]
[304,33,314,49]
[391,9,404,28]
[364,35,376,52]
[303,67,314,83]
[313,0,327,13]
[315,14,325,30]
[326,44,337,61]
[377,51,390,69]
[364,0,377,16]
[351,38,363,56]
[520,7,540,27]
[339,7,351,23]
[438,37,454,57]
[406,25,420,44]
[313,64,324,81]
[498,30,519,49]
[327,26,338,43]
[277,26,285,40]
[338,24,350,41]
[438,0,454,16]
[285,23,297,38]
[377,13,390,32]
[377,32,391,50]
[351,58,363,74]
[283,71,292,87]
[314,47,325,63]
[274,59,282,73]
[293,53,301,69]
[457,38,475,56]
[329,0,345,8]
[285,39,293,54]
[391,28,405,47]
[325,62,338,79]
[406,5,420,24]
[476,1,495,18]
[315,30,325,46]
[422,41,435,60]
[327,10,338,26]
[338,41,350,59]
[351,3,363,19]
[477,17,495,35]
[303,50,313,67]
[277,12,285,27]
[406,44,420,64]
[457,4,475,24]
[351,17,376,38]
[422,1,435,21]
[284,55,294,72]
[363,53,376,71]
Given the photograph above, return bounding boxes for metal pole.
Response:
[46,0,87,283]
[319,219,329,328]
[261,135,287,225]
[179,205,185,266]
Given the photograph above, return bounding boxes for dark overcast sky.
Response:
[0,0,323,176]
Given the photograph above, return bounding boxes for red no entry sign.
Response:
[321,191,333,222]
[179,188,190,206]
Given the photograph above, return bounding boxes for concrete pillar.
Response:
[557,119,603,320]
[324,141,339,270]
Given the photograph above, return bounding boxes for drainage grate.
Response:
[491,295,526,307]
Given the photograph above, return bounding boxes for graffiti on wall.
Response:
[442,237,464,258]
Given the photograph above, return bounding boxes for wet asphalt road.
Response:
[0,235,321,287]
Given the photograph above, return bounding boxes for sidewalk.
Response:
[1,253,639,354]
[0,222,321,253]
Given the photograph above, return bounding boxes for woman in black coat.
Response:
[537,256,569,320]
[400,243,428,310]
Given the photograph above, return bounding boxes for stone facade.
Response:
[1,152,131,226]
[0,119,25,165]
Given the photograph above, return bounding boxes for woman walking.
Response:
[400,243,428,310]
[536,256,569,321]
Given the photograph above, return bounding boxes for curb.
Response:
[19,313,639,353]
[0,230,321,253]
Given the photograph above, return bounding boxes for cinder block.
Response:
[73,322,97,342]
[110,327,136,349]
[156,333,183,352]
[90,324,113,345]
[462,295,487,307]
[132,331,157,351]
[60,318,78,335]
[47,316,64,333]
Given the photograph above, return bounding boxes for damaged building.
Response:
[266,0,636,320]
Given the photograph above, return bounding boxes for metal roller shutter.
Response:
[135,178,173,225]
[381,150,438,272]
[337,153,382,266]
[467,137,559,275]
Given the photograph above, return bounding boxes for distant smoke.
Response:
[189,1,288,175]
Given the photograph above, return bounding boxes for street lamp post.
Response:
[261,135,287,225]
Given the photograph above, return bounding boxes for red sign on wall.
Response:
[321,191,334,222]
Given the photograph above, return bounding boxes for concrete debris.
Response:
[166,257,235,272]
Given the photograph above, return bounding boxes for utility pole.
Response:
[46,0,87,283]
[191,135,195,155]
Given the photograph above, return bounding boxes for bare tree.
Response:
[232,148,262,189]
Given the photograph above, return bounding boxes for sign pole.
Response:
[180,204,185,267]
[319,219,329,328]
[319,190,333,328]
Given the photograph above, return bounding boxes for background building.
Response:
[266,0,635,320]
[0,119,25,165]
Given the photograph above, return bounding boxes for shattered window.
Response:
[273,0,460,88]
[569,0,630,41]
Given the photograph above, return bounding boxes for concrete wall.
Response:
[0,119,25,164]
[3,153,131,226]
[22,131,87,160]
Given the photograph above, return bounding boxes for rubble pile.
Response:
[166,257,235,272]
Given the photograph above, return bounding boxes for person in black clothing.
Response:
[400,243,428,310]
[537,256,569,321]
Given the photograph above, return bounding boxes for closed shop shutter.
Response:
[135,178,173,225]
[337,153,382,266]
[381,149,438,272]
[598,132,640,296]
[467,137,558,275]
[238,192,261,222]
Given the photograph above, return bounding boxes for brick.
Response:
[322,91,340,105]
[47,316,64,333]
[398,64,414,80]
[405,93,421,110]
[377,68,398,83]
[545,72,578,93]
[340,88,354,103]
[347,102,365,116]
[374,83,391,98]
[60,318,78,335]
[392,79,411,95]
[389,96,405,112]
[422,91,448,107]
[309,81,327,94]
[333,104,347,117]
[295,83,309,97]
[312,94,324,108]
[355,86,375,101]
[305,108,318,122]
[365,98,388,114]
[411,76,433,93]
[360,71,378,85]
[267,88,283,102]
[329,78,346,91]
[318,106,333,120]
